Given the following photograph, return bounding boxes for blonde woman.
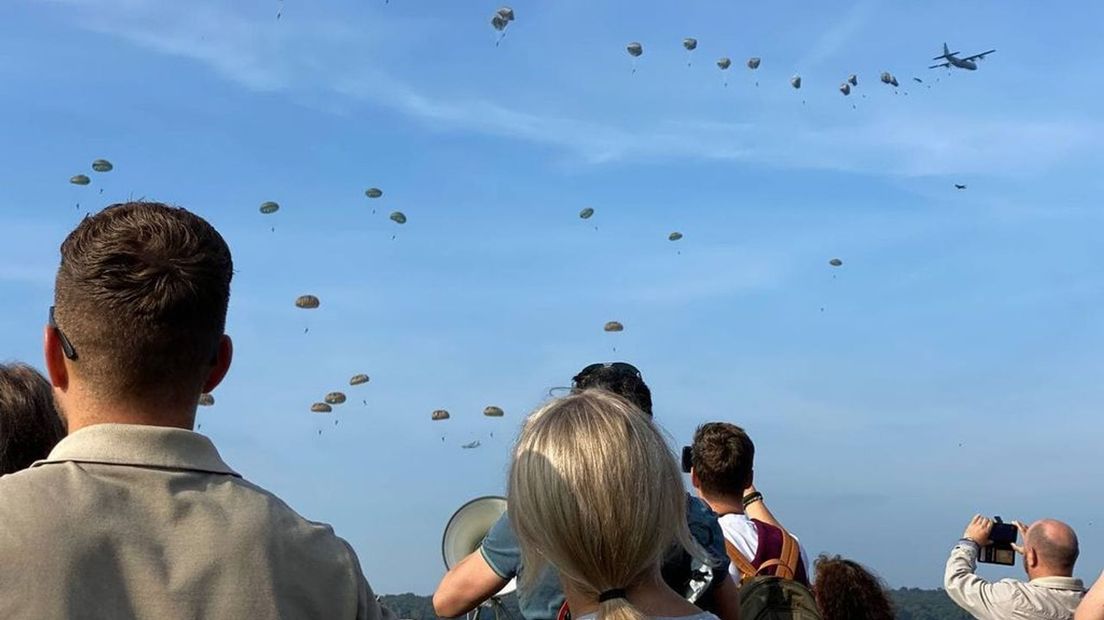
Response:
[508,389,719,620]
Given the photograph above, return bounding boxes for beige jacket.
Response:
[944,540,1084,620]
[0,423,396,620]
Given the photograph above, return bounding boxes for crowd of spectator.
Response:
[0,201,1099,619]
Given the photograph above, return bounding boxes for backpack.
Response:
[725,529,822,620]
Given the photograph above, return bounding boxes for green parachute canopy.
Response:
[790,75,802,89]
[91,159,113,173]
[683,38,698,51]
[747,57,761,69]
[295,295,320,309]
[627,42,643,57]
[311,402,333,413]
[432,409,451,421]
[483,406,505,417]
[829,258,843,267]
[717,57,732,70]
[324,392,347,405]
[365,188,383,199]
[579,207,594,219]
[389,211,407,225]
[198,393,215,407]
[604,321,624,333]
[259,201,279,214]
[349,374,370,386]
[70,174,91,186]
[668,232,683,241]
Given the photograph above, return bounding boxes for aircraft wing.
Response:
[961,50,996,62]
[928,62,951,69]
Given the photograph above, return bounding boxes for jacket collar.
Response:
[1029,576,1085,591]
[34,423,240,477]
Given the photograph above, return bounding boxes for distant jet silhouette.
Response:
[954,184,967,190]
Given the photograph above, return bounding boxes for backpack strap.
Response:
[723,538,758,585]
[777,529,800,580]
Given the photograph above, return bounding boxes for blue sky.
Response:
[3,0,1104,593]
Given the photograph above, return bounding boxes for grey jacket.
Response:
[0,423,396,620]
[944,539,1084,620]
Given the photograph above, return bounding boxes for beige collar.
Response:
[1028,575,1085,591]
[35,423,240,477]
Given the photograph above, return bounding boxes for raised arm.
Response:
[1075,571,1104,620]
[433,550,509,618]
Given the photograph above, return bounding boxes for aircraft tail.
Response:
[933,42,950,60]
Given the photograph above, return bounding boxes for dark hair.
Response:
[0,363,66,475]
[571,363,652,416]
[813,555,895,620]
[690,422,754,497]
[53,202,233,404]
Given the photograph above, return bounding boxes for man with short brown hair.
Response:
[0,202,393,620]
[689,422,811,586]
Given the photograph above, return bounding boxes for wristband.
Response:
[742,492,763,507]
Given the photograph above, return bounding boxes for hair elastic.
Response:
[598,589,627,603]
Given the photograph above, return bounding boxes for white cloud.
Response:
[38,0,1102,176]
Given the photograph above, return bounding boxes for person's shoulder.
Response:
[685,494,717,522]
[225,477,362,565]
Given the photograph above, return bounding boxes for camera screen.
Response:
[993,547,1016,565]
[990,523,1018,545]
[681,446,692,474]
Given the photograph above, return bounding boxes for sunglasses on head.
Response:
[49,306,78,361]
[572,362,642,386]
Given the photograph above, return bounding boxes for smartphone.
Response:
[681,446,692,474]
[978,520,1018,566]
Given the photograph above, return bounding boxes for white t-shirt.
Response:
[717,513,810,582]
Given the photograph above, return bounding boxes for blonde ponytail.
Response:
[508,389,704,618]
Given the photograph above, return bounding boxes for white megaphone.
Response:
[443,496,517,620]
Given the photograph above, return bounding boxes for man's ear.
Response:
[1026,547,1039,569]
[690,468,701,489]
[202,335,233,393]
[44,325,69,390]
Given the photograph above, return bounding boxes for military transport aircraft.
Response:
[930,43,996,70]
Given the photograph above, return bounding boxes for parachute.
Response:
[324,392,347,405]
[389,211,407,224]
[91,159,113,173]
[432,409,451,421]
[198,393,215,407]
[913,77,923,83]
[365,188,383,199]
[840,83,852,96]
[668,232,683,241]
[295,295,321,309]
[790,75,802,89]
[579,207,594,220]
[717,57,732,70]
[747,57,761,69]
[604,321,624,332]
[483,406,505,417]
[70,174,90,186]
[829,258,843,267]
[683,38,697,51]
[880,72,899,87]
[848,74,858,86]
[349,374,370,386]
[626,42,643,57]
[311,403,333,413]
[259,201,279,214]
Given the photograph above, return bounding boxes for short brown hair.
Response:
[0,363,66,474]
[54,202,233,402]
[691,422,754,497]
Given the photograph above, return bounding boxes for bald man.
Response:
[945,514,1085,619]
